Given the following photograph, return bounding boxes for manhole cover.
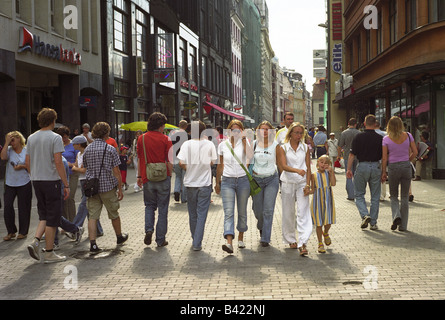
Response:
[70,248,126,260]
[342,280,363,286]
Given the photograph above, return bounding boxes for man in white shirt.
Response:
[275,112,294,145]
[177,121,217,251]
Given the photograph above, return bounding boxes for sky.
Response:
[267,0,327,89]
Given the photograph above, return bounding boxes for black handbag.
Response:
[83,145,107,197]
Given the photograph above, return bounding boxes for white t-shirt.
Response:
[26,130,65,181]
[177,139,217,187]
[217,139,250,178]
[252,140,278,177]
[275,127,288,145]
[76,151,86,180]
[280,142,308,184]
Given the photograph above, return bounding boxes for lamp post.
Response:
[318,21,330,132]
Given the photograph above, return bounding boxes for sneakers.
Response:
[90,243,102,253]
[117,233,129,245]
[361,215,371,229]
[43,250,66,264]
[222,243,233,254]
[370,224,379,230]
[238,241,246,249]
[74,227,84,245]
[391,217,401,231]
[27,239,41,261]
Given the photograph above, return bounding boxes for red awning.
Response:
[203,102,245,121]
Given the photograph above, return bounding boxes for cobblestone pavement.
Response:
[1,166,445,303]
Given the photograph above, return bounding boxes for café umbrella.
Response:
[120,121,178,132]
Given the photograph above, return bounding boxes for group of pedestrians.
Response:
[136,112,336,256]
[1,108,128,263]
[2,108,426,263]
[344,114,418,232]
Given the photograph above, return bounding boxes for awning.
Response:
[203,102,245,121]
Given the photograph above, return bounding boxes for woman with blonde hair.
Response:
[1,131,32,240]
[251,121,279,247]
[277,122,312,256]
[381,116,417,231]
[215,119,253,254]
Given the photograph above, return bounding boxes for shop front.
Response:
[337,69,445,179]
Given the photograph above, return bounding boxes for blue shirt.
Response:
[63,143,79,175]
[313,132,327,147]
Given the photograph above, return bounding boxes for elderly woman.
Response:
[251,121,280,247]
[277,122,312,256]
[381,116,417,231]
[1,131,32,240]
[215,120,253,254]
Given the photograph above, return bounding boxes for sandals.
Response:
[299,244,308,256]
[318,242,326,253]
[3,233,16,241]
[323,232,331,246]
[289,242,298,249]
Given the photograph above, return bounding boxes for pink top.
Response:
[382,132,413,163]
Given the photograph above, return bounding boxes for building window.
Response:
[179,39,187,80]
[136,9,148,62]
[189,45,197,84]
[377,12,383,54]
[113,0,129,53]
[318,104,324,112]
[389,0,397,45]
[16,0,20,15]
[429,0,445,22]
[366,29,371,62]
[405,0,417,33]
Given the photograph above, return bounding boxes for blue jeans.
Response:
[72,180,103,234]
[221,175,250,239]
[252,172,279,243]
[143,177,171,245]
[344,156,357,199]
[186,185,212,249]
[174,164,187,202]
[388,161,412,230]
[354,161,381,225]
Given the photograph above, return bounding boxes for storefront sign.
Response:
[332,43,342,75]
[180,80,198,92]
[332,2,342,41]
[18,27,81,65]
[79,96,97,108]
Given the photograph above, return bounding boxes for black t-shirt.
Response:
[350,129,383,162]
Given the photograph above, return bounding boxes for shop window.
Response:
[375,94,386,128]
[390,87,401,117]
[413,83,431,143]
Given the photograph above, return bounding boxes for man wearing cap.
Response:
[326,132,339,172]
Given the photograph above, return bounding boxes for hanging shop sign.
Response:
[17,27,81,65]
[184,101,198,110]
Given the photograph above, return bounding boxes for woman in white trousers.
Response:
[277,122,312,256]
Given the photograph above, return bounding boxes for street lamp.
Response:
[318,21,330,132]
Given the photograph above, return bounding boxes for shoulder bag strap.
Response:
[97,144,107,178]
[225,140,251,179]
[142,133,148,164]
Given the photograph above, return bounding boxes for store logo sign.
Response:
[18,27,81,66]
